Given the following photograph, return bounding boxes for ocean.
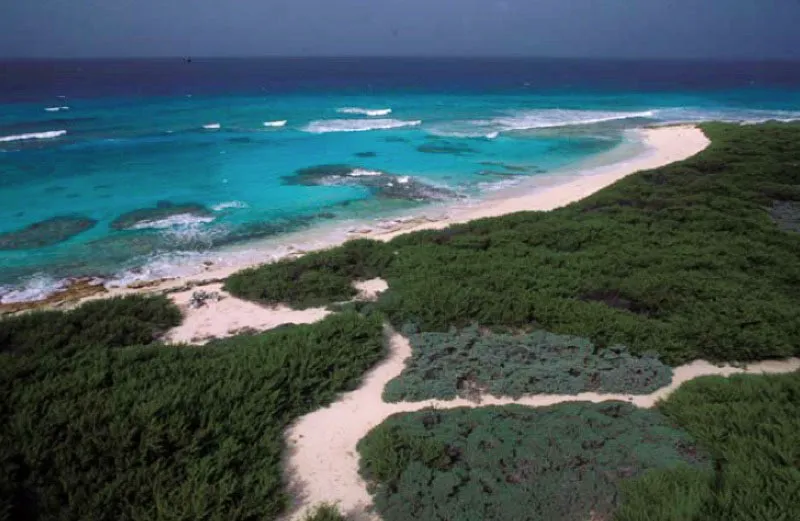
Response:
[1,58,800,302]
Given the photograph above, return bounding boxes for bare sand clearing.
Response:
[284,331,800,520]
[353,278,389,301]
[164,283,330,345]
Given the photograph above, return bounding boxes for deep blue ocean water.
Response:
[1,58,800,301]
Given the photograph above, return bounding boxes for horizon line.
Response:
[2,55,799,63]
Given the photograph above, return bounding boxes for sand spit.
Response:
[284,331,800,520]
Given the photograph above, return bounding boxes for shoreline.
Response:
[0,124,709,311]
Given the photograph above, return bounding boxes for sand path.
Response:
[284,330,800,520]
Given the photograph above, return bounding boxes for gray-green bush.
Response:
[383,325,671,402]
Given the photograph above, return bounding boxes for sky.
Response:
[1,0,799,59]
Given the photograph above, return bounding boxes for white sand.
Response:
[373,125,710,240]
[353,278,389,301]
[284,332,800,520]
[164,283,330,344]
[101,125,708,298]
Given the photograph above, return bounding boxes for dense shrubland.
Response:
[359,371,800,521]
[226,123,800,365]
[384,325,671,402]
[358,402,707,521]
[0,300,384,521]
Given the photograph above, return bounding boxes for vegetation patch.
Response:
[0,215,97,250]
[357,403,706,521]
[0,309,385,521]
[0,294,181,354]
[383,325,671,402]
[226,123,800,365]
[616,370,800,521]
[225,239,395,309]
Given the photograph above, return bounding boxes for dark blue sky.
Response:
[2,1,799,59]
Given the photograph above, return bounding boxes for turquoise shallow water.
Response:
[1,59,800,301]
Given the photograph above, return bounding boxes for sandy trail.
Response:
[164,283,330,344]
[284,331,800,520]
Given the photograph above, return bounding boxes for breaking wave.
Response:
[427,109,656,138]
[303,118,422,133]
[0,130,67,142]
[211,200,249,211]
[203,123,221,130]
[263,120,287,127]
[45,106,70,112]
[127,213,216,231]
[336,107,393,117]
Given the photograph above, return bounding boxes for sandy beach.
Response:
[70,124,709,304]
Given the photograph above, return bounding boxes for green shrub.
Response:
[0,294,182,354]
[384,325,671,402]
[224,239,394,308]
[0,311,385,521]
[303,503,348,521]
[358,403,707,521]
[618,370,800,521]
[225,123,800,365]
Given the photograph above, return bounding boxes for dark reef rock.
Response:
[283,164,456,201]
[0,215,98,250]
[110,201,213,231]
[479,161,529,172]
[354,151,377,158]
[417,142,478,155]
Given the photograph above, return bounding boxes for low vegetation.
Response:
[226,123,800,365]
[0,294,181,354]
[384,325,671,402]
[0,299,385,521]
[358,403,707,521]
[616,371,800,521]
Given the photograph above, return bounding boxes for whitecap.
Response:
[485,131,499,139]
[492,109,657,131]
[0,130,67,142]
[347,169,383,177]
[44,106,70,112]
[263,120,287,127]
[0,274,67,304]
[303,118,421,133]
[336,107,393,117]
[203,123,221,130]
[127,213,216,231]
[211,200,249,211]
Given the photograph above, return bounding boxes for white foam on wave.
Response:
[428,109,656,138]
[0,130,67,143]
[44,106,70,112]
[336,107,393,117]
[211,200,249,211]
[203,123,221,130]
[0,274,67,304]
[127,213,216,231]
[348,169,383,177]
[263,120,287,127]
[303,118,422,133]
[653,107,800,125]
[493,109,656,131]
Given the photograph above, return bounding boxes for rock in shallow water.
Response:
[283,164,457,201]
[110,201,213,231]
[0,215,98,250]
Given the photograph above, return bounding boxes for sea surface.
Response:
[1,58,800,302]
